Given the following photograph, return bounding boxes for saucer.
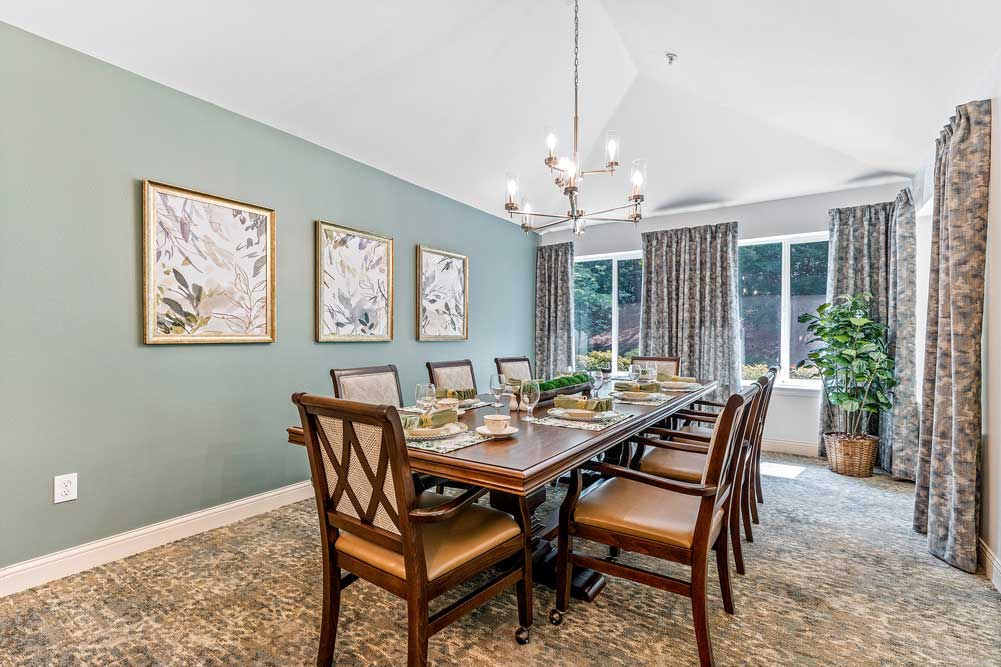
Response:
[475,425,519,439]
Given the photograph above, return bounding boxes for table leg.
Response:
[489,487,607,602]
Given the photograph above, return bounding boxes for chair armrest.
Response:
[633,435,710,454]
[409,487,488,523]
[676,409,720,422]
[644,427,711,443]
[581,461,717,496]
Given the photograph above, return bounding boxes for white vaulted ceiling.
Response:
[2,0,999,227]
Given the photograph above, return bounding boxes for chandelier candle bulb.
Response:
[630,159,647,200]
[505,172,520,211]
[605,131,620,169]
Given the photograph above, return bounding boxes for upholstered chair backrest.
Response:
[331,365,404,407]
[631,355,681,378]
[427,360,477,392]
[495,357,533,381]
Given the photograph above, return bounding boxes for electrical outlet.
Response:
[54,473,78,504]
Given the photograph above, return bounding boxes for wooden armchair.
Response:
[634,379,766,575]
[550,388,754,667]
[293,393,533,667]
[426,359,478,393]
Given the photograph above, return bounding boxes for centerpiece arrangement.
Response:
[797,292,897,478]
[507,372,594,406]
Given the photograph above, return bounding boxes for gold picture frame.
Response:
[142,180,276,344]
[315,220,394,342]
[416,246,469,341]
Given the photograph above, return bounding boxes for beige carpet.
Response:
[2,454,1000,666]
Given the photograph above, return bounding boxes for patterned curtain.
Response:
[535,242,574,379]
[640,222,742,398]
[818,189,919,480]
[914,99,992,574]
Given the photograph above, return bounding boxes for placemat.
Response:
[611,393,671,406]
[532,412,632,431]
[406,429,490,454]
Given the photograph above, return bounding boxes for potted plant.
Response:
[797,292,897,478]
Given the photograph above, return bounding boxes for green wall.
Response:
[0,23,537,567]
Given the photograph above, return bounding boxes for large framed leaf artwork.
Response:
[142,180,276,344]
[416,246,468,341]
[315,221,394,342]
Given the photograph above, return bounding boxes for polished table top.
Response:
[287,382,718,496]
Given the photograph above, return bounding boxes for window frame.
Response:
[573,250,643,373]
[738,231,829,390]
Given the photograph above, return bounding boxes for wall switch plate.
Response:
[54,473,78,503]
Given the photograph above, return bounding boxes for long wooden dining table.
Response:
[287,380,718,601]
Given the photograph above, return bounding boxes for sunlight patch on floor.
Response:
[760,462,805,479]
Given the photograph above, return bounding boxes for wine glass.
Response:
[415,383,437,417]
[489,374,507,409]
[628,364,641,383]
[563,365,575,377]
[521,380,541,422]
[588,369,605,398]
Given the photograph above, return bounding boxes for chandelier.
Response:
[504,0,646,236]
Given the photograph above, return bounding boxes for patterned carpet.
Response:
[2,454,1000,666]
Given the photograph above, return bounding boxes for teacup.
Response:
[483,414,511,434]
[436,397,460,411]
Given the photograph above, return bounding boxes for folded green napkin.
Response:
[613,381,660,393]
[657,373,697,383]
[435,388,478,400]
[401,409,458,431]
[554,395,613,412]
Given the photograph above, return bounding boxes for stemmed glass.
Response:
[489,374,507,410]
[589,369,605,398]
[521,380,541,422]
[628,364,641,383]
[415,383,437,419]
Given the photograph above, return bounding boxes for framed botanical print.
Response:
[315,221,394,342]
[143,180,276,344]
[416,246,468,341]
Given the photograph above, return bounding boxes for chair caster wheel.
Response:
[549,609,563,626]
[515,626,531,644]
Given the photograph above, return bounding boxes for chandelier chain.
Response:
[573,0,579,119]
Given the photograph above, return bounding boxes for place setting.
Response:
[534,394,631,431]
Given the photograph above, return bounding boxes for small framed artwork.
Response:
[315,221,394,342]
[143,180,276,344]
[416,246,468,341]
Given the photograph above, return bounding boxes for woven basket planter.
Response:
[824,432,878,478]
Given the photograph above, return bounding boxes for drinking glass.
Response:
[628,364,641,383]
[588,369,605,398]
[521,380,541,422]
[563,365,575,377]
[415,383,437,416]
[489,374,507,409]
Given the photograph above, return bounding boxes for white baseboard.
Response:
[980,538,1001,593]
[761,438,818,457]
[0,480,312,598]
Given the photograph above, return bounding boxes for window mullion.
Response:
[611,258,619,372]
[780,241,792,382]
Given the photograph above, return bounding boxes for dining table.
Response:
[287,380,719,602]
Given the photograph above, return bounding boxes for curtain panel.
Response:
[535,242,575,379]
[913,99,992,574]
[640,221,742,398]
[819,189,919,480]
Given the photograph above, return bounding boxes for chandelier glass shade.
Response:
[504,0,646,235]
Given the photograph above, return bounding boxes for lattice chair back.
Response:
[293,393,416,547]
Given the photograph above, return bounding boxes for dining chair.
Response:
[426,359,478,393]
[494,356,533,381]
[668,367,778,537]
[293,393,534,667]
[550,387,754,667]
[331,364,405,407]
[632,377,767,576]
[630,355,682,378]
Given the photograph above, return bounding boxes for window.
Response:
[573,252,642,372]
[738,232,829,385]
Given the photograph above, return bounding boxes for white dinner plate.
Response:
[547,407,618,422]
[406,422,468,441]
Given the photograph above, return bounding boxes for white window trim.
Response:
[574,251,642,372]
[739,231,829,391]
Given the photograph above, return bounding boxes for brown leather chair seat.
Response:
[639,447,706,483]
[573,478,724,549]
[336,492,520,580]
